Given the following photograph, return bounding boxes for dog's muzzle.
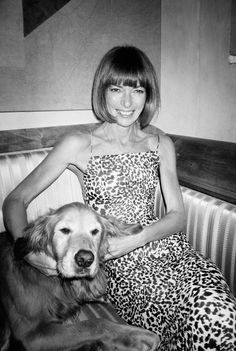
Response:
[74,250,94,268]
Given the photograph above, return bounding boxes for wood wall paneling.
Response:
[0,124,96,153]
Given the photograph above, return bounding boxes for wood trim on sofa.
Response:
[171,135,236,205]
[0,124,235,204]
[0,124,96,153]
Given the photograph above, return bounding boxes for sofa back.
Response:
[0,149,235,296]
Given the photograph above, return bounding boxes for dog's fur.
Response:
[0,202,159,351]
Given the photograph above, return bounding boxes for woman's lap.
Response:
[105,234,236,350]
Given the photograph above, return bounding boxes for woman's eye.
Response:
[109,86,121,93]
[91,228,99,236]
[134,88,145,94]
[60,227,70,235]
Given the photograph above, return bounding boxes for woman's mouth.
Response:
[117,110,134,117]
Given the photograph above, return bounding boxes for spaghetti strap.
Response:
[156,133,160,149]
[90,130,93,157]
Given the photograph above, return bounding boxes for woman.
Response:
[3,46,236,350]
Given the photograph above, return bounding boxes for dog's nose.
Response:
[74,250,94,268]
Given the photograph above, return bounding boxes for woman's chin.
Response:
[114,115,139,127]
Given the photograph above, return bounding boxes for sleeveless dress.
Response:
[83,149,236,350]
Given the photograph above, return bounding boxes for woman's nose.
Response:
[121,91,132,108]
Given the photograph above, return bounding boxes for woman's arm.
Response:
[105,134,186,260]
[3,134,83,239]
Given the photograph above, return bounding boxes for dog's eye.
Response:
[60,227,71,235]
[91,228,99,236]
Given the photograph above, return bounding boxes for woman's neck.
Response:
[102,122,140,146]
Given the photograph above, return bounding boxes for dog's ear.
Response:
[23,210,57,253]
[100,215,143,237]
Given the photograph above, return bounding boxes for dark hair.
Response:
[92,46,160,128]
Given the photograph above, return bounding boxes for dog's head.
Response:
[14,203,110,279]
[52,203,108,279]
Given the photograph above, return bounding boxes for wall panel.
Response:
[0,0,161,113]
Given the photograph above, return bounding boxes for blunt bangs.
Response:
[104,48,150,90]
[106,74,144,90]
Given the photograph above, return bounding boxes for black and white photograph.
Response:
[0,1,235,350]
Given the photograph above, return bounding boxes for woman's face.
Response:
[105,84,146,127]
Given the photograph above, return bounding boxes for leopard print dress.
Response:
[83,150,236,350]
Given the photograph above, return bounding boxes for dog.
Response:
[0,202,159,351]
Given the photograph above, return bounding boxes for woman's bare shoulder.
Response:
[55,130,91,152]
[46,131,92,170]
[159,133,175,149]
[141,124,166,149]
[158,134,177,167]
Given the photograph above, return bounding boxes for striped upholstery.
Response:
[0,150,235,296]
[0,149,83,232]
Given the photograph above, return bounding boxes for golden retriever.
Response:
[0,202,159,351]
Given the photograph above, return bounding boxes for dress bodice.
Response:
[83,150,160,225]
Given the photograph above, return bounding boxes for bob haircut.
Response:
[92,46,160,129]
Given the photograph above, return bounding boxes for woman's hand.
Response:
[25,251,58,276]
